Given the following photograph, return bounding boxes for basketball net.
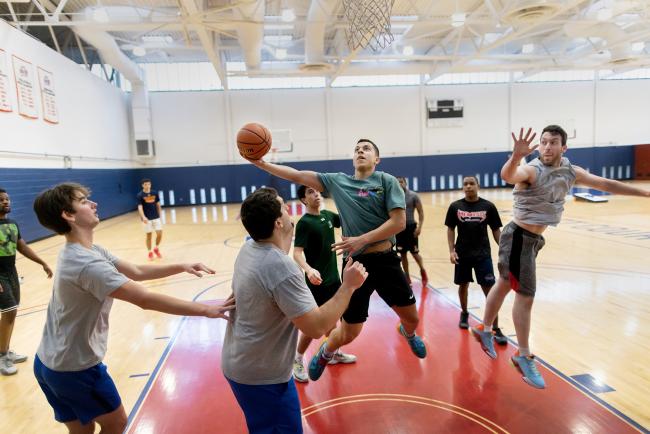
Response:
[342,0,395,51]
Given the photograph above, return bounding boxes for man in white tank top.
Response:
[470,125,650,389]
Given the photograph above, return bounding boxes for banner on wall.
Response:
[0,49,12,112]
[12,55,38,119]
[38,67,58,124]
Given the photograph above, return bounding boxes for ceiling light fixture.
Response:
[92,7,110,23]
[132,46,146,57]
[281,8,296,22]
[451,12,466,28]
[631,41,645,52]
[275,48,288,59]
[522,43,535,54]
[403,45,414,56]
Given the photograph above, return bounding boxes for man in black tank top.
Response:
[470,125,650,390]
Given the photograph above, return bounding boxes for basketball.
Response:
[237,123,272,160]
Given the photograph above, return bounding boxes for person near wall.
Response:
[137,179,163,260]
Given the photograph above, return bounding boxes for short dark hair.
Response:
[33,183,90,235]
[357,138,380,157]
[141,178,151,186]
[463,175,479,186]
[297,185,308,201]
[0,188,6,194]
[542,125,567,146]
[240,187,282,241]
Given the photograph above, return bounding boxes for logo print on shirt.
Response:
[357,186,384,198]
[457,210,487,223]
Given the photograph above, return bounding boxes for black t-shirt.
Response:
[0,218,21,274]
[137,191,160,220]
[444,198,502,259]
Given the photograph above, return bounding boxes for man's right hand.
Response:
[141,217,149,224]
[341,258,368,292]
[511,127,538,159]
[205,293,236,320]
[307,268,323,286]
[450,250,459,264]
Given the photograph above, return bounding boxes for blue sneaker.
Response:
[397,324,427,358]
[308,341,331,381]
[470,325,497,359]
[511,353,546,389]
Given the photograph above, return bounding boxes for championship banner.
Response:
[38,67,58,124]
[12,55,38,119]
[0,49,12,112]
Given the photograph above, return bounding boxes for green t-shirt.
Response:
[294,210,341,289]
[317,171,405,255]
[0,219,21,275]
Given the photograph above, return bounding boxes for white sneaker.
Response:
[293,358,308,383]
[0,355,17,376]
[6,350,28,364]
[328,350,357,365]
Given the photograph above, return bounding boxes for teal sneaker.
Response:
[511,353,545,389]
[470,325,497,359]
[397,324,427,358]
[308,341,331,381]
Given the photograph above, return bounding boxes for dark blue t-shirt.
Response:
[137,191,160,219]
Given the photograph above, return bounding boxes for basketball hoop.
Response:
[269,147,278,163]
[342,0,395,51]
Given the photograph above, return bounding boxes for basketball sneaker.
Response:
[0,355,17,376]
[328,350,357,365]
[420,269,428,288]
[397,324,427,358]
[308,342,332,381]
[148,251,154,260]
[292,357,308,383]
[493,327,508,346]
[153,247,162,258]
[511,352,545,389]
[459,311,470,329]
[470,324,497,359]
[6,350,27,364]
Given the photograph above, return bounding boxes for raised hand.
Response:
[511,127,538,158]
[341,258,368,291]
[184,263,216,277]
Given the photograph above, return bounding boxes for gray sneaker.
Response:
[6,350,28,364]
[292,358,308,383]
[470,325,497,359]
[328,350,357,365]
[0,355,17,376]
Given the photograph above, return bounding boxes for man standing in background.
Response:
[395,177,428,287]
[137,179,163,260]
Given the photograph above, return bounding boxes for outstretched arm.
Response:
[574,166,650,197]
[115,260,215,281]
[248,158,323,192]
[501,128,538,185]
[17,239,52,278]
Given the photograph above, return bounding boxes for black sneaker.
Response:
[493,327,508,345]
[458,311,469,329]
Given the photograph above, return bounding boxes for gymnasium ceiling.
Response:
[2,0,650,86]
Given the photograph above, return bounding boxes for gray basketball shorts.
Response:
[497,222,545,297]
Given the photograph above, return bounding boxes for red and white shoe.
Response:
[153,247,162,258]
[148,251,154,260]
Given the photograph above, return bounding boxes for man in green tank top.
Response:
[291,185,356,383]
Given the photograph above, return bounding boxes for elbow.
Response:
[396,215,406,232]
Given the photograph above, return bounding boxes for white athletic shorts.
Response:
[143,218,163,233]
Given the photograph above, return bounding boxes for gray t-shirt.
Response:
[513,157,577,226]
[36,243,129,371]
[404,189,421,224]
[221,241,317,385]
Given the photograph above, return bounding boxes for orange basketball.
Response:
[237,123,272,160]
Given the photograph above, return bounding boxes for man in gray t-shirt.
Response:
[222,188,366,434]
[395,176,428,287]
[470,126,650,390]
[32,183,234,433]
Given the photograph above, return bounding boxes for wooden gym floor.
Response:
[1,185,649,433]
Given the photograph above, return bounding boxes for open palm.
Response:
[511,127,538,158]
